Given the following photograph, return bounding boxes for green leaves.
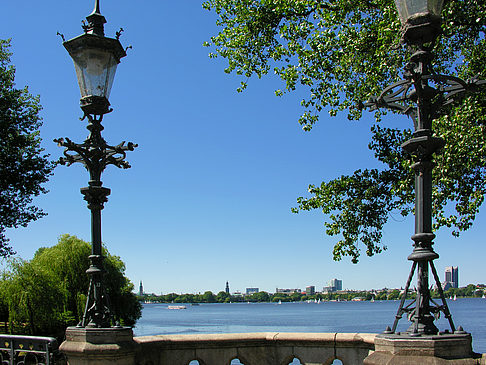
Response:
[0,234,142,336]
[204,0,405,129]
[205,0,486,262]
[0,39,55,257]
[296,166,409,263]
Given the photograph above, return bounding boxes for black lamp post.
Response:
[366,0,485,336]
[55,0,136,328]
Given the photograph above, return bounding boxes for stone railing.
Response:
[134,332,377,365]
[60,328,485,365]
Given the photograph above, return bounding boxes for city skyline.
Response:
[1,1,485,295]
[137,272,476,296]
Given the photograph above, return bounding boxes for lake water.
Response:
[134,298,486,353]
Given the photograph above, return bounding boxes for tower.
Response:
[139,280,144,296]
[445,266,459,288]
[225,281,230,294]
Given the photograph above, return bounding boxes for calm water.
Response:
[134,298,486,353]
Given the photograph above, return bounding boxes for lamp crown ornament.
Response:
[63,0,126,116]
[83,0,106,36]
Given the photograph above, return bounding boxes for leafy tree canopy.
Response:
[0,234,141,337]
[0,39,55,257]
[203,0,486,262]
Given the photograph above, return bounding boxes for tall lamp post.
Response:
[55,0,136,328]
[365,0,485,338]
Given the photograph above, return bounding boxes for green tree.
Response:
[0,234,141,336]
[1,258,65,336]
[290,292,303,302]
[216,290,231,302]
[31,234,141,327]
[164,293,179,303]
[202,291,216,303]
[250,291,270,302]
[271,293,289,302]
[387,290,401,300]
[0,39,55,257]
[203,0,486,262]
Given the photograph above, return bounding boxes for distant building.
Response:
[246,288,259,295]
[139,281,144,296]
[305,286,315,295]
[442,281,453,291]
[225,281,230,294]
[444,266,459,289]
[233,291,243,297]
[276,288,301,295]
[323,279,342,293]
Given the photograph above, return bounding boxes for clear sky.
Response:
[1,1,484,295]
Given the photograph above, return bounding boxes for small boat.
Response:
[168,305,187,310]
[453,295,457,301]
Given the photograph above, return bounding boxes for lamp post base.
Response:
[60,326,139,365]
[364,332,480,365]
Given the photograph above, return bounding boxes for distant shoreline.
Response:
[137,284,483,304]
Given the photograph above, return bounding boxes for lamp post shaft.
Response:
[395,49,444,335]
[81,177,111,328]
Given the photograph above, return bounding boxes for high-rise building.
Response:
[445,266,459,288]
[246,288,259,295]
[139,280,144,296]
[328,278,343,291]
[225,281,230,294]
[306,286,315,295]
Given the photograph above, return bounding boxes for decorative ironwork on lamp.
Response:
[55,0,137,328]
[365,0,485,336]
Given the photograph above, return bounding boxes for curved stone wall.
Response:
[134,332,377,365]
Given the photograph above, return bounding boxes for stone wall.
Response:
[134,332,377,365]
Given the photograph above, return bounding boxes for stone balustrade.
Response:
[133,332,377,365]
[60,328,485,365]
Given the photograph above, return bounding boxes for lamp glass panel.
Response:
[395,0,444,25]
[71,48,118,99]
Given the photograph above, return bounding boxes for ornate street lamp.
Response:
[55,0,136,328]
[365,0,485,336]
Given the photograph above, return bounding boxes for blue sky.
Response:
[1,1,485,295]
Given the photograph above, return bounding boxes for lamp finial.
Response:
[85,0,106,36]
[93,0,101,15]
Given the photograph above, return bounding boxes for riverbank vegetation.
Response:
[139,284,484,304]
[0,234,141,339]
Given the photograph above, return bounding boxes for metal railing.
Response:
[0,334,64,365]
